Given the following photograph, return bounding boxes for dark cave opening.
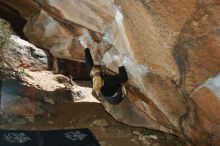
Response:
[57,58,90,80]
[0,1,27,40]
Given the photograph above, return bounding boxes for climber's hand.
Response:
[79,37,88,49]
[79,31,94,49]
[115,54,125,67]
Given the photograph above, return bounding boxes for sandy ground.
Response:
[0,101,185,146]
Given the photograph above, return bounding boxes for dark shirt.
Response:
[101,66,127,96]
[84,48,128,97]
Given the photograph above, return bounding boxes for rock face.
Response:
[190,74,220,145]
[0,18,73,116]
[0,0,220,145]
[0,18,48,78]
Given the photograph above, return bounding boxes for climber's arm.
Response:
[80,35,94,72]
[102,66,128,88]
[84,48,94,72]
[118,66,128,83]
[115,55,128,83]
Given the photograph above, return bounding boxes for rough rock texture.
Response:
[23,9,84,61]
[0,19,73,116]
[56,59,90,80]
[0,0,220,145]
[0,18,48,78]
[190,74,220,145]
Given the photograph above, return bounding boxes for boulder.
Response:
[190,74,220,145]
[0,0,220,145]
[0,18,48,78]
[0,19,73,117]
[38,0,116,33]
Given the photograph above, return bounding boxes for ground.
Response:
[0,101,185,146]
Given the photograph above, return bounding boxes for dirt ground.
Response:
[0,101,185,146]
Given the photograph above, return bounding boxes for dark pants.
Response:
[101,87,124,105]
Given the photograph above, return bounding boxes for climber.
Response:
[80,37,128,105]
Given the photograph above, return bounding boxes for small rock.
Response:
[131,138,137,142]
[138,135,152,145]
[100,141,108,146]
[132,131,141,136]
[13,117,27,125]
[149,135,158,140]
[25,116,35,123]
[92,119,108,127]
[139,135,148,141]
[43,97,55,104]
[48,121,54,124]
[143,140,150,145]
[47,113,51,117]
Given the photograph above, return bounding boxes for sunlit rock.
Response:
[0,23,48,77]
[0,19,73,117]
[191,73,220,124]
[38,0,116,33]
[0,0,220,145]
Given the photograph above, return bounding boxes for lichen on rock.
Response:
[0,18,11,46]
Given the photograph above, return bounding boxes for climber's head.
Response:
[91,65,104,96]
[90,65,102,76]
